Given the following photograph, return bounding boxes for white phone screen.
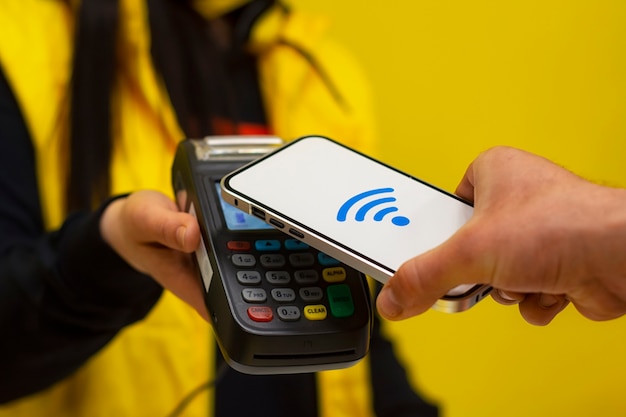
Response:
[224,136,473,283]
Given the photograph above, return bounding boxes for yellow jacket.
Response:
[0,1,403,416]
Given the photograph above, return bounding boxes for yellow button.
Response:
[304,304,328,321]
[323,267,346,282]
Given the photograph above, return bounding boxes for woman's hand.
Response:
[100,190,207,319]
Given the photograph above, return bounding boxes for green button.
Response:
[327,284,354,318]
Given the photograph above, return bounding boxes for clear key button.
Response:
[304,305,327,321]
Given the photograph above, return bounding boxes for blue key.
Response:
[284,239,309,250]
[318,252,340,266]
[255,240,281,251]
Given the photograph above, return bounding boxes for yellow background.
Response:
[296,1,626,416]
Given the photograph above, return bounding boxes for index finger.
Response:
[455,158,478,203]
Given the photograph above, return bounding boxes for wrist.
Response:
[578,183,626,278]
[99,196,127,250]
[57,195,162,312]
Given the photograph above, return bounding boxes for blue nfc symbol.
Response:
[336,187,410,227]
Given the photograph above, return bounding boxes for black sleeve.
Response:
[0,65,163,403]
[369,284,440,417]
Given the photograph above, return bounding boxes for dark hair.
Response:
[67,0,119,212]
[66,0,271,212]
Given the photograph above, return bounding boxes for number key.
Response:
[260,254,286,267]
[265,271,291,285]
[271,288,296,302]
[242,288,267,303]
[237,271,262,285]
[232,254,256,267]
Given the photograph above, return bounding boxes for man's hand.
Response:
[376,146,626,325]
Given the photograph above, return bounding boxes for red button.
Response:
[247,306,273,322]
[228,241,251,251]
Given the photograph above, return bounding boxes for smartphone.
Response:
[172,136,372,375]
[220,135,492,313]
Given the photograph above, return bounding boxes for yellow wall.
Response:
[295,1,626,416]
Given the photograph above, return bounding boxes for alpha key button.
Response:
[304,304,327,321]
[322,267,346,283]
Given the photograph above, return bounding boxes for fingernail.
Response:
[497,290,518,302]
[495,289,521,305]
[176,226,187,247]
[539,294,558,308]
[377,286,403,318]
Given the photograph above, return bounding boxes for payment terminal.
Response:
[171,136,372,375]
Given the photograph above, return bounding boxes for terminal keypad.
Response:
[230,238,358,324]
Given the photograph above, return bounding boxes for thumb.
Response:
[376,226,488,320]
[125,191,200,253]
